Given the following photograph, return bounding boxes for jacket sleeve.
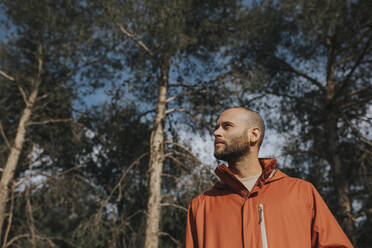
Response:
[310,184,354,248]
[183,203,198,248]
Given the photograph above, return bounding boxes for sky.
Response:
[82,89,287,169]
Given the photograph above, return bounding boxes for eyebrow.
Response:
[215,121,235,129]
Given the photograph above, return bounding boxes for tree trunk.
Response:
[0,44,42,241]
[0,83,40,240]
[144,57,170,248]
[325,113,356,244]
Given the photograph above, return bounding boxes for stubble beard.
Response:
[214,135,250,162]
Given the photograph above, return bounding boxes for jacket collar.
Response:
[214,158,285,195]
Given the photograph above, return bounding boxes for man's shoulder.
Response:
[189,185,226,207]
[277,171,318,196]
[277,169,314,186]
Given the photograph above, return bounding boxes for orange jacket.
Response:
[183,158,353,248]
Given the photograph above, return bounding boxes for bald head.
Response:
[222,107,265,148]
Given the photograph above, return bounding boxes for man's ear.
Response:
[249,127,261,145]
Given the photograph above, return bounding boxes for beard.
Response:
[214,135,250,162]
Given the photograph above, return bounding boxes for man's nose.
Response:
[213,127,223,137]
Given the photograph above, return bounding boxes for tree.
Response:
[0,0,109,242]
[90,0,243,247]
[73,104,152,247]
[232,0,372,245]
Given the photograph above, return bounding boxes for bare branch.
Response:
[168,83,198,88]
[341,112,372,147]
[0,122,11,150]
[36,94,48,101]
[264,90,321,110]
[347,85,372,98]
[337,35,372,96]
[333,54,359,67]
[166,86,206,103]
[137,108,156,121]
[164,154,190,172]
[274,56,326,92]
[36,44,43,84]
[358,145,372,155]
[26,118,74,126]
[0,70,29,105]
[35,235,56,247]
[162,173,181,182]
[5,233,56,248]
[2,183,15,248]
[95,0,153,56]
[165,141,215,176]
[14,164,87,189]
[26,186,36,247]
[5,234,29,248]
[165,108,198,122]
[0,70,15,81]
[116,23,153,56]
[160,202,188,212]
[341,95,372,109]
[165,141,199,161]
[158,232,182,247]
[124,210,147,224]
[94,153,148,225]
[17,84,29,106]
[32,100,50,111]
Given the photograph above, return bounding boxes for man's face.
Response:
[213,109,250,162]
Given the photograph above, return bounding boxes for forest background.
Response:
[0,0,371,247]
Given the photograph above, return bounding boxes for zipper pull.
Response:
[259,204,263,224]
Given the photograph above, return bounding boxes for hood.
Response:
[213,158,286,195]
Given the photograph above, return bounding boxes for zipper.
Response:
[259,203,268,248]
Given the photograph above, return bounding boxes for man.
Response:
[183,107,353,248]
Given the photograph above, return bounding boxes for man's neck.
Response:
[228,153,262,178]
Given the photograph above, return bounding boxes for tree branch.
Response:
[0,122,11,150]
[160,202,188,212]
[96,0,153,56]
[26,185,36,247]
[166,86,206,103]
[338,35,372,92]
[4,234,29,248]
[14,164,87,189]
[158,232,182,247]
[116,23,153,56]
[36,44,43,85]
[94,153,148,225]
[165,108,198,122]
[5,233,56,248]
[0,70,15,81]
[162,173,181,182]
[164,154,191,172]
[168,83,198,88]
[165,141,215,176]
[274,56,326,92]
[346,85,372,98]
[341,95,372,109]
[26,118,74,126]
[0,70,29,105]
[264,90,321,110]
[137,108,156,121]
[17,84,29,106]
[2,183,15,248]
[341,112,372,147]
